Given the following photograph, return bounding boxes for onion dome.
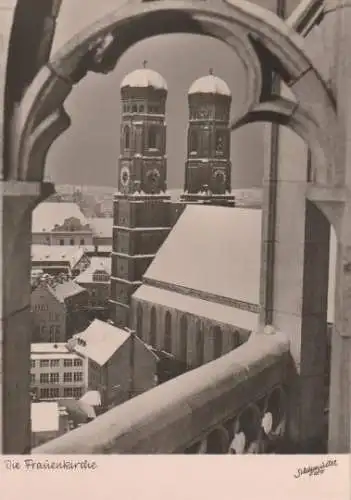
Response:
[121,67,168,91]
[188,69,231,96]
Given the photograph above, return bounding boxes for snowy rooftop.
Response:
[32,202,88,232]
[50,280,87,302]
[144,205,262,305]
[87,218,113,238]
[72,319,131,366]
[75,257,111,284]
[121,68,168,91]
[31,245,86,267]
[143,204,336,323]
[31,402,59,433]
[188,74,231,96]
[31,343,70,354]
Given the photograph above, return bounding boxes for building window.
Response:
[50,372,60,384]
[139,104,144,113]
[189,130,198,153]
[40,388,50,399]
[195,320,204,366]
[213,326,223,359]
[74,358,83,367]
[64,359,73,367]
[30,374,35,384]
[179,315,188,363]
[40,373,49,384]
[80,238,85,245]
[39,360,49,368]
[63,372,73,383]
[132,104,137,113]
[73,387,83,398]
[149,306,157,346]
[49,388,59,399]
[64,388,74,398]
[148,126,157,149]
[70,238,74,245]
[31,360,35,369]
[124,125,130,149]
[164,311,172,353]
[50,359,60,368]
[74,372,83,382]
[59,239,64,245]
[136,302,143,340]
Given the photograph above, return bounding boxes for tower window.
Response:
[149,306,157,346]
[124,126,130,150]
[179,315,188,363]
[148,126,157,149]
[132,104,137,113]
[190,130,198,153]
[164,311,172,353]
[139,104,145,113]
[215,131,224,152]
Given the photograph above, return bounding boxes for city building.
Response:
[31,275,90,342]
[30,401,71,448]
[31,245,90,277]
[32,202,94,246]
[75,257,111,321]
[67,319,158,408]
[30,343,87,401]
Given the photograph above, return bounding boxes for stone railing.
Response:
[32,330,290,454]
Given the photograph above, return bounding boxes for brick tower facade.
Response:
[181,70,235,206]
[110,66,173,328]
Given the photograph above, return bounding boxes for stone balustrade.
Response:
[32,330,290,454]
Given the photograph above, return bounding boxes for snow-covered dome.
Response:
[188,74,231,97]
[121,68,168,91]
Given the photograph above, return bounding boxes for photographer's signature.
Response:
[294,459,338,478]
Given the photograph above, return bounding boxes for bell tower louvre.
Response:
[109,63,173,328]
[181,70,235,207]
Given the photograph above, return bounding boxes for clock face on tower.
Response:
[120,165,130,189]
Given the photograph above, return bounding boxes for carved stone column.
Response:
[0,181,53,453]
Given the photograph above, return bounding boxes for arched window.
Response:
[124,126,130,149]
[136,302,143,340]
[149,306,156,346]
[148,126,157,149]
[231,330,241,350]
[196,320,204,366]
[213,326,223,359]
[179,315,188,363]
[190,130,198,153]
[164,311,172,353]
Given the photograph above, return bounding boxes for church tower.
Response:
[110,64,172,328]
[181,70,235,206]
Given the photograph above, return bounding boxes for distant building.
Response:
[75,257,111,321]
[68,320,158,408]
[31,245,90,277]
[131,205,257,368]
[32,202,94,246]
[31,401,71,448]
[31,276,90,342]
[30,343,87,401]
[87,217,113,247]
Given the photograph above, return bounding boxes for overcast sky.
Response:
[45,0,300,189]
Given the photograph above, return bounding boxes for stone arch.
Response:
[8,0,337,187]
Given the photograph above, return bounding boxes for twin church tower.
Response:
[110,65,234,327]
